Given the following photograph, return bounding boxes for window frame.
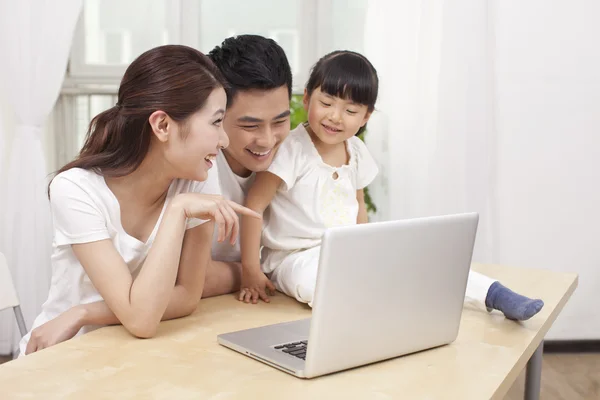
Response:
[65,0,334,93]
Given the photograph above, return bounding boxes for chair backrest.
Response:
[0,252,20,311]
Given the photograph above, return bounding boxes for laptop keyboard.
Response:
[274,341,308,360]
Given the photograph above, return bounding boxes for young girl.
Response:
[240,50,544,321]
[19,45,259,356]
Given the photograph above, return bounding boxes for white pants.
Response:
[263,246,497,310]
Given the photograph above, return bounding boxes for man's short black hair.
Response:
[208,35,293,107]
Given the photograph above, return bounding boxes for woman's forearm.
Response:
[78,284,199,327]
[125,202,189,332]
[73,200,190,337]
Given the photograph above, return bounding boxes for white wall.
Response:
[494,0,600,339]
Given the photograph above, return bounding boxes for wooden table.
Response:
[0,264,577,399]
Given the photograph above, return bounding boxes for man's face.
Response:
[222,86,291,177]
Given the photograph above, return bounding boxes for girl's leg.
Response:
[464,270,496,311]
[269,247,321,307]
[466,270,544,321]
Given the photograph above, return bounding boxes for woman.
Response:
[20,45,259,355]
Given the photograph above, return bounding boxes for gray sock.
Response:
[485,281,544,321]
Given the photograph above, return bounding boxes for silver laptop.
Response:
[218,213,478,378]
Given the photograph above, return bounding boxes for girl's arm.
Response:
[239,171,282,304]
[357,189,369,224]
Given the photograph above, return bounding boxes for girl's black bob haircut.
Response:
[306,50,379,113]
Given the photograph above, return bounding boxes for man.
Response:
[202,35,293,301]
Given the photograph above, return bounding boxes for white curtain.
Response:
[364,0,497,263]
[0,0,82,354]
[0,97,8,353]
[0,101,5,245]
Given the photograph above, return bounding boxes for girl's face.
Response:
[303,87,371,145]
[163,87,229,182]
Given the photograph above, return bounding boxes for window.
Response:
[69,0,180,76]
[66,0,368,87]
[194,0,302,81]
[55,0,369,169]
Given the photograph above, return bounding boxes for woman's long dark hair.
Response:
[50,45,226,195]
